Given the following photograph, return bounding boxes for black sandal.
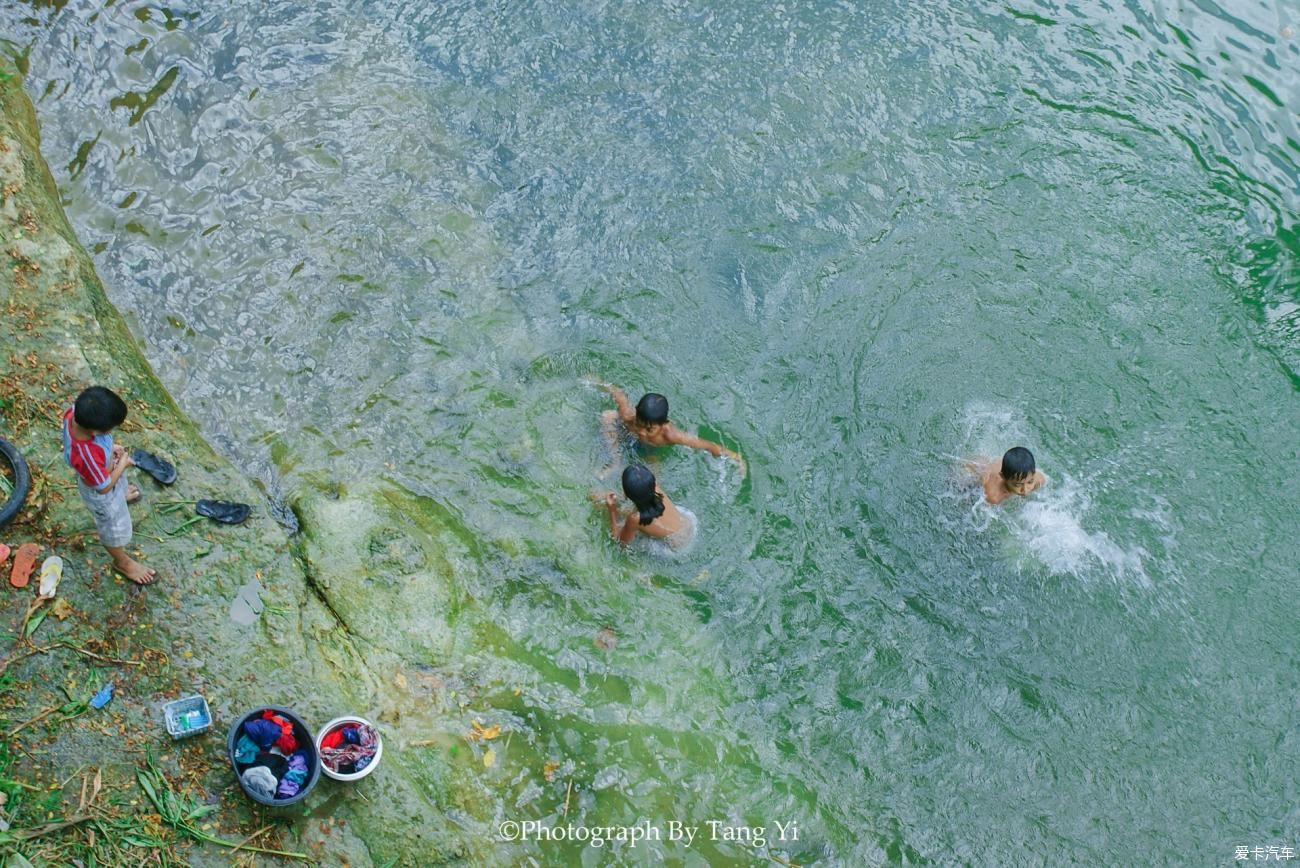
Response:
[196,499,251,524]
[131,449,177,485]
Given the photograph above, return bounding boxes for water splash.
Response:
[951,403,1154,587]
[1011,483,1153,588]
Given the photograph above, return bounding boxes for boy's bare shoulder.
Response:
[982,474,1007,504]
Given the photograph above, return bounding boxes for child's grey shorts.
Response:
[77,474,132,548]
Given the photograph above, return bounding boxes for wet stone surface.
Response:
[0,70,480,866]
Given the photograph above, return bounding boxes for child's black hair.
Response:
[621,464,665,525]
[1000,446,1036,481]
[73,386,128,431]
[635,393,669,425]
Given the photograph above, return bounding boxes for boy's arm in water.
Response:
[599,492,639,544]
[599,410,624,477]
[666,426,747,475]
[601,383,636,424]
[616,512,639,544]
[588,379,632,477]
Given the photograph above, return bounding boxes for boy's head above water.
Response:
[621,464,665,525]
[1000,446,1037,495]
[73,386,127,433]
[634,393,669,427]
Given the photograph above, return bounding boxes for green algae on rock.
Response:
[1,63,475,866]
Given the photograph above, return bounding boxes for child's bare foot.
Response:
[126,483,142,504]
[114,557,156,585]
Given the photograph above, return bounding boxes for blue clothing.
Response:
[244,718,281,749]
[234,735,259,764]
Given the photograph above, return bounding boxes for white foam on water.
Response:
[1011,482,1153,588]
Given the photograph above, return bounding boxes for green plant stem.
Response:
[138,760,310,861]
[165,516,204,535]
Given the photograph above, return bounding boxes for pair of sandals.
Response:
[4,543,58,592]
[133,449,252,524]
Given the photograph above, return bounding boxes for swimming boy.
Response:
[595,382,746,476]
[973,446,1047,505]
[62,386,156,584]
[593,464,696,550]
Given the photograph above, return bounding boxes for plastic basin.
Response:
[315,715,383,781]
[226,706,321,807]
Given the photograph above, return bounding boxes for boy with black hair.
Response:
[976,446,1047,505]
[595,382,746,476]
[62,386,155,584]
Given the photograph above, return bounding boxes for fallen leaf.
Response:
[24,609,48,638]
[543,761,560,782]
[594,627,617,650]
[49,598,74,621]
[415,671,445,690]
[483,748,495,768]
[467,721,501,742]
[393,671,408,691]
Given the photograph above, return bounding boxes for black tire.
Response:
[0,437,31,527]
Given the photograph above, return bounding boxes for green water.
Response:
[5,0,1299,863]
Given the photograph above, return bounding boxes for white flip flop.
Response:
[37,555,63,599]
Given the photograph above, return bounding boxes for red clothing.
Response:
[262,710,298,753]
[62,408,113,490]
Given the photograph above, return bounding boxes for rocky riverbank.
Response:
[1,62,483,866]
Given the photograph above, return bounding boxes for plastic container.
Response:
[227,706,321,807]
[315,716,383,781]
[163,695,212,739]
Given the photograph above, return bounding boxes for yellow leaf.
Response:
[50,598,74,621]
[483,748,496,768]
[543,761,560,782]
[467,720,501,742]
[393,671,408,691]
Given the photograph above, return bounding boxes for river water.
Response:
[5,0,1299,864]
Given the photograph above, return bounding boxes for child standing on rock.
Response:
[61,386,155,584]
